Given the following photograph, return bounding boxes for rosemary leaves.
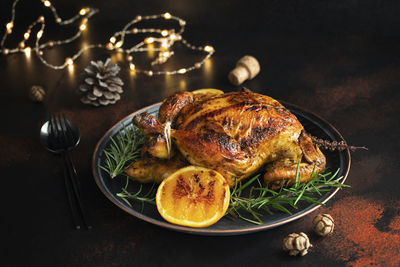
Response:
[227,167,349,224]
[99,124,145,178]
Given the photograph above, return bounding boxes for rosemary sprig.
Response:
[99,123,145,178]
[116,176,156,211]
[99,123,154,208]
[227,164,349,225]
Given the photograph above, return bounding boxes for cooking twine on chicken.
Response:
[163,121,172,159]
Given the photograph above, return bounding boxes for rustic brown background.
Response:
[1,0,399,266]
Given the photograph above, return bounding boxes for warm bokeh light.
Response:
[24,47,31,57]
[163,12,172,19]
[37,30,43,39]
[161,42,169,50]
[204,45,214,52]
[179,79,187,91]
[145,37,155,44]
[161,30,169,37]
[115,41,123,48]
[6,22,13,30]
[147,43,155,58]
[66,57,73,65]
[79,8,88,15]
[177,68,187,74]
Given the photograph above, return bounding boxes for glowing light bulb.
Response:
[161,42,168,49]
[115,41,123,48]
[162,51,170,57]
[6,22,13,34]
[43,0,51,7]
[110,36,116,43]
[6,22,13,30]
[163,12,172,19]
[177,68,186,74]
[130,63,135,70]
[37,30,43,39]
[161,30,169,37]
[24,32,30,40]
[79,8,88,15]
[66,57,74,71]
[24,47,31,57]
[145,37,154,44]
[79,24,86,31]
[204,45,214,52]
[66,57,73,65]
[106,43,114,50]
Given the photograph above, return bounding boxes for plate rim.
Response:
[92,101,351,236]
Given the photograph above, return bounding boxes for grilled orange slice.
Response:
[156,166,230,228]
[192,88,224,100]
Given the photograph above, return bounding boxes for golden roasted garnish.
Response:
[156,166,230,227]
[191,88,224,100]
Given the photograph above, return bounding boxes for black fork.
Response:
[49,114,91,230]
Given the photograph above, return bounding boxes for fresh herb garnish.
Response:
[116,176,156,210]
[99,123,145,178]
[227,166,349,224]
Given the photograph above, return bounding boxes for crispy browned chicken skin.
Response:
[127,90,325,188]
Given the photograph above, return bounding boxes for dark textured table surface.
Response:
[2,0,400,266]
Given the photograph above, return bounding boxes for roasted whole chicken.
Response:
[126,89,326,188]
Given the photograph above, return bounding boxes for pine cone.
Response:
[79,58,124,106]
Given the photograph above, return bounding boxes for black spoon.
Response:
[40,116,91,230]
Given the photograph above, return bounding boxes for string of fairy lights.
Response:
[0,0,215,75]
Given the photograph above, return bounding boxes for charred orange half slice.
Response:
[192,88,224,100]
[156,166,230,228]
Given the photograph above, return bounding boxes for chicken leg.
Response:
[263,131,326,189]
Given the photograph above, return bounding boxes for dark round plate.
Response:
[92,102,351,236]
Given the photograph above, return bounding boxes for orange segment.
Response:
[156,166,230,228]
[192,88,224,100]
